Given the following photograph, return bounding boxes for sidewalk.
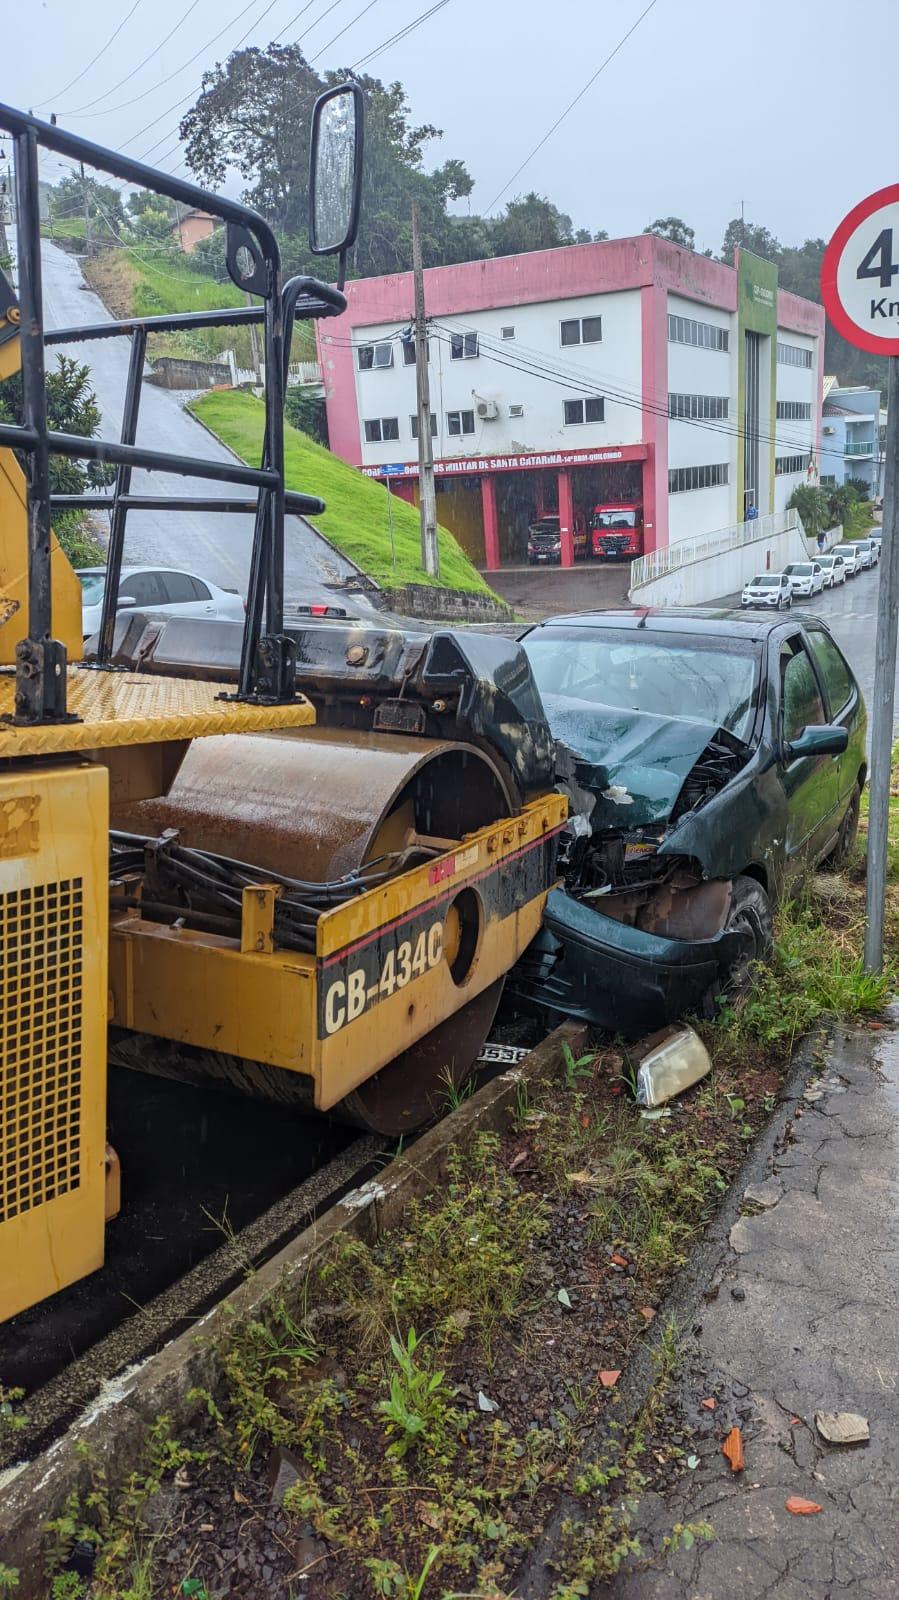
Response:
[598,1020,899,1598]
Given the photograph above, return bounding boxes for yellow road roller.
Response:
[0,96,566,1322]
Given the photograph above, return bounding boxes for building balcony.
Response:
[844,440,874,457]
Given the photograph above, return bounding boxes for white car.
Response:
[833,543,861,575]
[741,572,792,609]
[782,561,825,598]
[854,538,879,567]
[816,553,847,588]
[77,566,245,639]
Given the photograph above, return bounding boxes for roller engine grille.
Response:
[0,880,84,1224]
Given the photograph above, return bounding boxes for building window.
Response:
[508,404,524,418]
[450,331,479,360]
[410,411,437,439]
[775,454,807,476]
[668,462,729,493]
[776,400,812,421]
[447,409,475,436]
[402,337,428,364]
[821,474,837,487]
[563,396,605,425]
[667,313,729,352]
[668,392,730,420]
[363,417,400,443]
[560,315,602,347]
[777,340,813,369]
[357,342,394,371]
[501,325,515,340]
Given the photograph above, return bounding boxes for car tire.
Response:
[824,784,861,870]
[702,875,774,1015]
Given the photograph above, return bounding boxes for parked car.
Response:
[741,573,792,609]
[526,515,587,565]
[513,608,866,1034]
[854,538,879,567]
[833,543,862,576]
[77,566,245,639]
[816,553,847,588]
[782,562,825,598]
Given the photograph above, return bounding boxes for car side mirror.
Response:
[785,723,849,761]
[117,595,137,609]
[308,83,364,289]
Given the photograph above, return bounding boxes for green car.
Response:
[513,608,867,1033]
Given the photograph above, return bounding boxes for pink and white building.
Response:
[317,237,825,570]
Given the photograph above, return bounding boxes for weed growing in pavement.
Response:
[0,1568,19,1593]
[194,1296,320,1465]
[439,1064,477,1112]
[322,1133,548,1358]
[0,1384,26,1443]
[375,1329,459,1460]
[561,1042,595,1089]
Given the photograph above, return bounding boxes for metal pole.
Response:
[411,201,439,577]
[386,474,397,568]
[80,160,92,257]
[97,326,146,663]
[15,130,51,646]
[864,354,899,972]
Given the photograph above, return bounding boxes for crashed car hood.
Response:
[540,695,722,828]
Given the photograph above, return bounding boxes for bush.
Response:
[845,476,871,498]
[284,385,328,445]
[826,483,859,524]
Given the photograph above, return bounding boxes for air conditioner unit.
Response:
[822,425,835,435]
[474,396,499,421]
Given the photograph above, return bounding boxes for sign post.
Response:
[821,184,899,972]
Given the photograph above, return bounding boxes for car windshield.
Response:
[785,564,812,576]
[592,510,637,529]
[524,627,760,743]
[530,520,560,536]
[749,575,779,586]
[836,546,855,556]
[78,573,106,605]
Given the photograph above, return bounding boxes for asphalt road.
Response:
[38,240,364,608]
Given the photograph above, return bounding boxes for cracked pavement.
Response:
[594,1022,899,1599]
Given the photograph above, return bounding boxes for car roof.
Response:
[523,607,812,642]
[75,565,215,581]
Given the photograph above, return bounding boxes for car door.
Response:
[156,571,213,618]
[117,569,168,614]
[775,634,840,868]
[803,626,861,808]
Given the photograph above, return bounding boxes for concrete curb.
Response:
[514,1023,830,1598]
[0,1023,585,1591]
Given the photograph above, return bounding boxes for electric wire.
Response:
[57,0,206,117]
[350,0,451,71]
[34,0,146,109]
[486,0,661,212]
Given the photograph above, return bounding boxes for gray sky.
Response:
[12,0,899,252]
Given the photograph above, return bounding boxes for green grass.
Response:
[189,389,496,597]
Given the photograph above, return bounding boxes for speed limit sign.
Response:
[821,184,899,354]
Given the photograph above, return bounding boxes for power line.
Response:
[350,0,450,71]
[35,0,146,109]
[58,0,206,117]
[486,0,661,213]
[309,0,381,63]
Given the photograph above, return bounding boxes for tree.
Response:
[490,193,575,257]
[49,173,125,242]
[644,216,695,249]
[720,217,780,266]
[0,355,112,561]
[787,483,830,536]
[285,385,328,445]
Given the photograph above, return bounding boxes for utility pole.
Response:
[80,161,92,257]
[247,291,261,380]
[864,354,899,972]
[411,200,439,577]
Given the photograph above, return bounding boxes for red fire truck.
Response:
[590,502,644,560]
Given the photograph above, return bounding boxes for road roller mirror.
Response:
[309,83,364,277]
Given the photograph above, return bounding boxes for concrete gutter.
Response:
[0,1023,585,1592]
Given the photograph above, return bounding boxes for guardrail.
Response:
[630,507,805,589]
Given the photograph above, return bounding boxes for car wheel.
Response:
[703,875,774,1014]
[824,784,861,870]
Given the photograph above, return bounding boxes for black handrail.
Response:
[0,100,346,721]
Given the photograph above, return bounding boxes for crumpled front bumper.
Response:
[509,886,752,1036]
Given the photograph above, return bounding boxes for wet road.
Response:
[38,240,364,608]
[794,562,894,731]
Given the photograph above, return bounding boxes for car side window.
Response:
[189,577,212,601]
[160,572,198,604]
[805,630,854,716]
[120,571,166,606]
[781,643,826,743]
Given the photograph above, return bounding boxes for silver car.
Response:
[854,538,878,568]
[782,561,825,598]
[833,543,861,575]
[77,566,245,639]
[741,572,792,609]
